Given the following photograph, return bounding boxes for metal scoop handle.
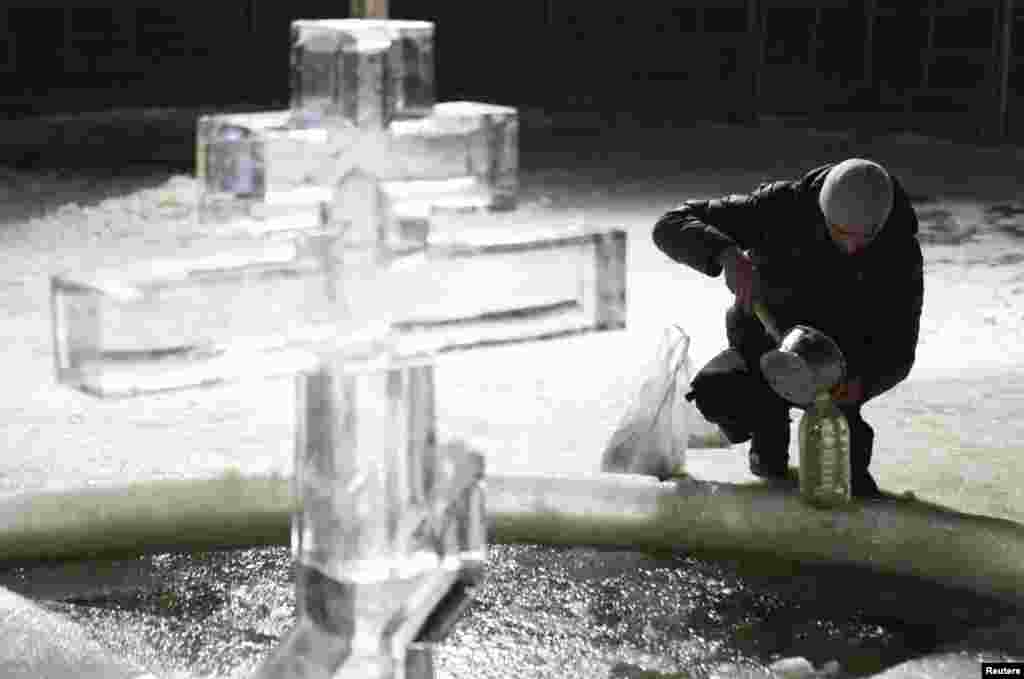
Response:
[752,300,783,343]
[737,246,782,343]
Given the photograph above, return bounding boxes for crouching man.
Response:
[653,158,924,497]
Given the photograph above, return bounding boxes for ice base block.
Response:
[50,225,626,397]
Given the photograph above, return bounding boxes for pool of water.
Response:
[1,544,1020,679]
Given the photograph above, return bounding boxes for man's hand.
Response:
[830,377,864,406]
[719,246,760,312]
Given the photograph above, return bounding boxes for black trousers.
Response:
[686,305,875,474]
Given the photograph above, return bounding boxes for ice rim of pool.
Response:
[0,456,1021,678]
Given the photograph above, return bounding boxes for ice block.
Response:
[50,236,350,397]
[292,361,485,582]
[386,224,627,355]
[293,360,441,579]
[327,102,518,211]
[50,226,627,398]
[195,111,334,227]
[437,447,487,585]
[259,359,484,678]
[198,102,519,232]
[290,19,434,128]
[382,101,518,213]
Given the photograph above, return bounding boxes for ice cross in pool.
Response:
[49,18,627,679]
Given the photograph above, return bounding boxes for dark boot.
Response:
[844,407,882,499]
[851,469,882,498]
[748,422,791,479]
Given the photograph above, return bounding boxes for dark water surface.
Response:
[0,544,1020,679]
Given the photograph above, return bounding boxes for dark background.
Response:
[1,1,1022,144]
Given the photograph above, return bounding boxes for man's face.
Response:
[828,222,877,255]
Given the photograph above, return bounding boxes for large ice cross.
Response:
[49,18,626,679]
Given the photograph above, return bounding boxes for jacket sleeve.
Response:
[859,189,924,401]
[652,181,796,277]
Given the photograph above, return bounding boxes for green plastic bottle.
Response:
[798,390,852,508]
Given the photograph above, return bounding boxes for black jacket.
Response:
[652,163,924,402]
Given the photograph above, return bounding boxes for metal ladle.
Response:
[752,301,847,407]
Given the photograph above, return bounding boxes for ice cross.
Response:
[51,220,626,678]
[195,19,517,246]
[49,18,627,679]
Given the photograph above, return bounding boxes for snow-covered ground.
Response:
[1,114,1023,527]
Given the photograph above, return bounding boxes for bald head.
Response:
[818,158,894,235]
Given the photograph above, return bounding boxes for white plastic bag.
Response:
[600,324,693,479]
